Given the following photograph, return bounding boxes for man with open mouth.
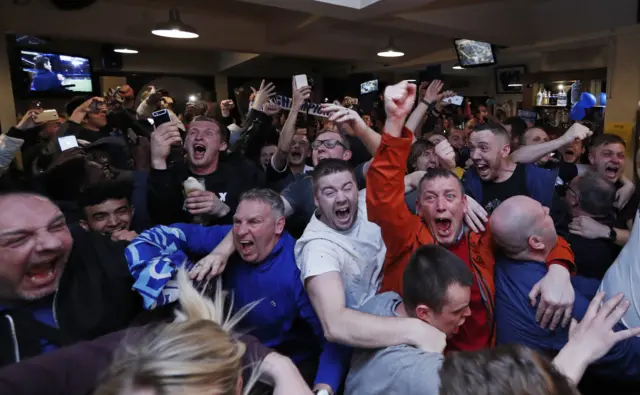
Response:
[267,78,314,192]
[512,132,638,247]
[0,192,142,367]
[367,80,577,353]
[126,188,350,395]
[148,115,264,226]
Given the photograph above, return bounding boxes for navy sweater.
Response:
[495,256,640,381]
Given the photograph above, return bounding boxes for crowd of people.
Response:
[0,74,639,395]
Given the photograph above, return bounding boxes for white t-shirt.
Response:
[294,190,386,309]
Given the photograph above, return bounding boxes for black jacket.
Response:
[0,227,142,367]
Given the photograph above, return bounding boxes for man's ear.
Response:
[415,304,434,323]
[275,215,286,235]
[220,141,229,152]
[588,152,595,165]
[343,149,353,161]
[461,193,468,216]
[501,142,511,158]
[528,234,546,252]
[79,220,90,232]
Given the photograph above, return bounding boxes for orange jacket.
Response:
[366,128,576,329]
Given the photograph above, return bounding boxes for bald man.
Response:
[491,195,640,383]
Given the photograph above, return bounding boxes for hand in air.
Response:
[562,123,592,145]
[423,80,444,104]
[185,190,228,217]
[251,80,276,111]
[434,139,456,171]
[321,104,367,136]
[384,81,417,135]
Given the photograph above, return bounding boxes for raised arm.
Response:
[321,104,381,156]
[511,123,592,164]
[367,81,422,259]
[272,78,310,171]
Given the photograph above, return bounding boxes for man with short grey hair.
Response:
[126,188,350,394]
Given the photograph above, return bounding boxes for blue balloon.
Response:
[570,103,586,121]
[579,92,597,109]
[599,92,607,106]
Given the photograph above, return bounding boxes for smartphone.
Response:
[35,109,59,123]
[443,95,464,106]
[58,135,79,151]
[294,74,309,89]
[152,109,173,127]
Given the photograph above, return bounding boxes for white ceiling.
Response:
[0,0,636,77]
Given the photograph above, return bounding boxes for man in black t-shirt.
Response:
[147,115,264,226]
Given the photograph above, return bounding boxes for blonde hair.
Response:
[94,270,260,395]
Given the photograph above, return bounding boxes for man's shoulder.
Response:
[358,292,401,316]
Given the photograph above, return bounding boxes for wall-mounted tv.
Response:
[454,39,496,68]
[360,79,379,95]
[19,50,94,94]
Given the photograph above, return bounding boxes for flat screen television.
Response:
[454,39,496,68]
[19,50,94,94]
[360,79,379,95]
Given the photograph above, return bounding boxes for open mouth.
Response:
[335,207,351,223]
[238,240,255,255]
[25,259,59,287]
[434,218,452,236]
[290,151,303,161]
[193,144,207,159]
[605,165,619,180]
[475,163,490,177]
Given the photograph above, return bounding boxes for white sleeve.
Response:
[297,239,342,284]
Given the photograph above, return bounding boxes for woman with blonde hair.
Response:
[94,269,259,395]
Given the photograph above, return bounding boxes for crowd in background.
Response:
[0,75,639,395]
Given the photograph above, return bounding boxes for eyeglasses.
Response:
[311,139,346,150]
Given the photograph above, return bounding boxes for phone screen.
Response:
[152,109,172,127]
[58,136,79,151]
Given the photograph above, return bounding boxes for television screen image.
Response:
[360,79,379,95]
[20,50,93,93]
[454,39,496,67]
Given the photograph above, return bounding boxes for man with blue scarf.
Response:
[126,188,349,395]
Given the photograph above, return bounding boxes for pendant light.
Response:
[152,8,199,39]
[377,37,404,58]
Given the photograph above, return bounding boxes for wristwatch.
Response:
[314,390,331,395]
[608,227,617,242]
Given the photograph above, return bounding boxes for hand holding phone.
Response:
[35,109,59,124]
[442,95,464,106]
[294,74,309,89]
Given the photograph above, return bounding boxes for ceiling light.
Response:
[558,84,564,90]
[377,37,404,58]
[508,83,523,87]
[453,64,464,70]
[152,8,199,39]
[114,48,138,54]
